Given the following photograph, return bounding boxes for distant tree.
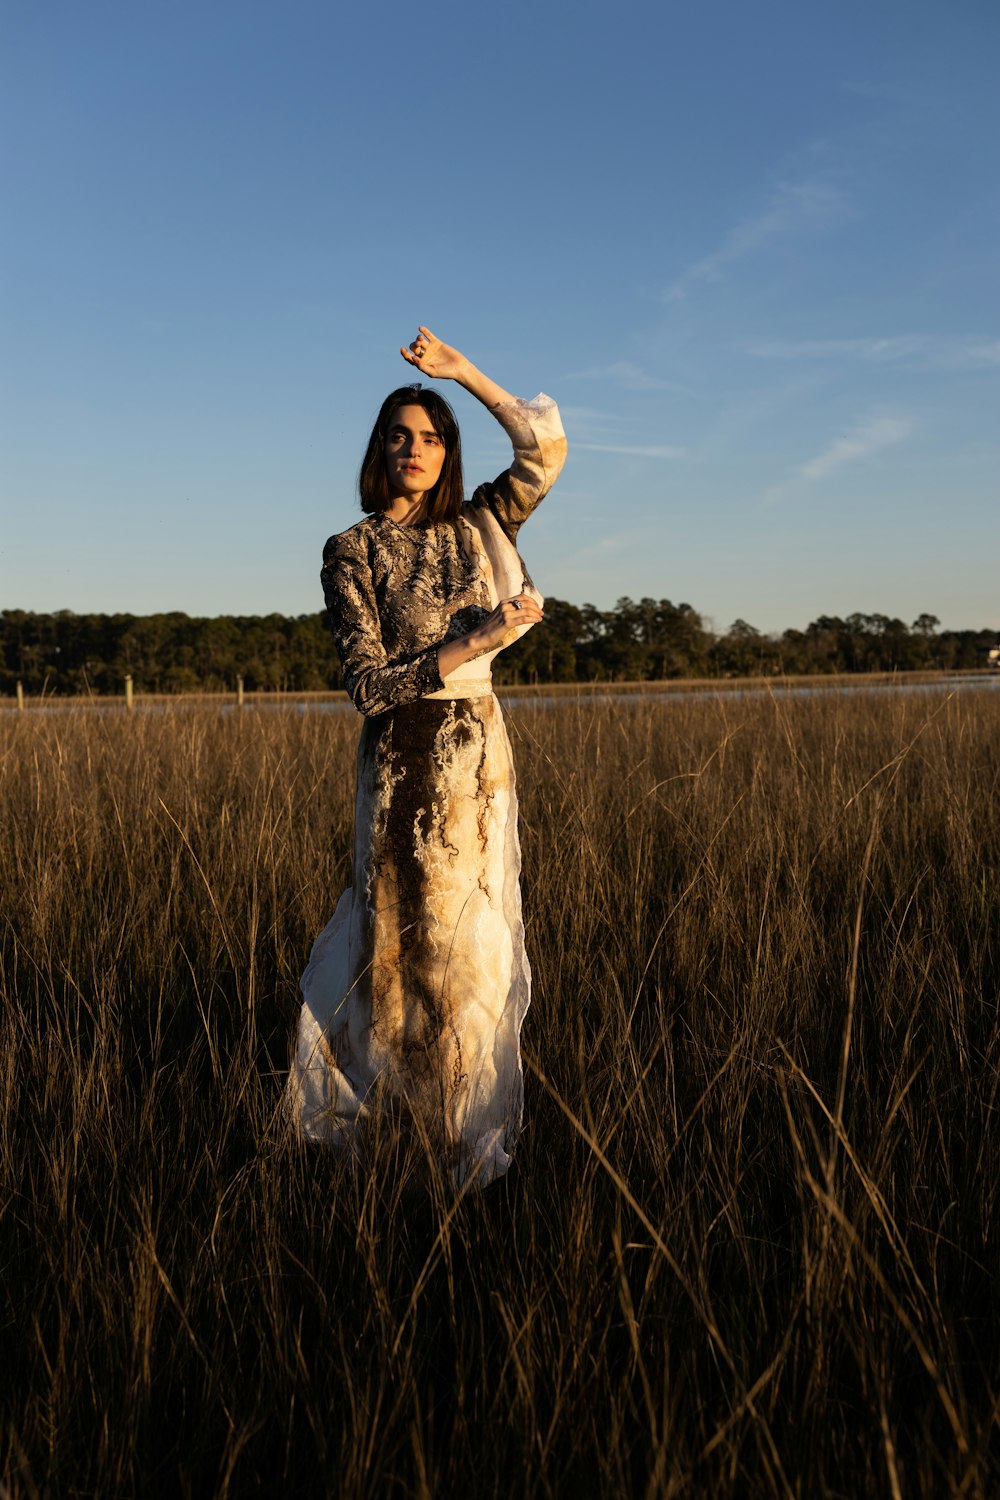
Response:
[802,616,847,673]
[643,598,708,678]
[501,598,582,683]
[710,619,781,677]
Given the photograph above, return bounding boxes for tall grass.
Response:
[1,689,997,1497]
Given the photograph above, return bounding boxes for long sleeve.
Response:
[469,394,568,543]
[322,531,445,716]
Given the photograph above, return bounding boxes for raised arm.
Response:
[399,329,565,680]
[401,326,567,541]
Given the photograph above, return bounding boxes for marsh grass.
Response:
[1,690,997,1497]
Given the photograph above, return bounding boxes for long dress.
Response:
[284,395,567,1187]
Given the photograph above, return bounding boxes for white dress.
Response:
[283,396,567,1187]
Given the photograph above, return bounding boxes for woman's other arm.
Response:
[436,591,545,679]
[322,532,444,716]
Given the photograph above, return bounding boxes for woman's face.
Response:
[384,404,447,500]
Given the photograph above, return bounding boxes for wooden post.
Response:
[16,681,24,710]
[125,675,134,711]
[237,675,244,709]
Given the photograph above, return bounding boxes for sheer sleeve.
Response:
[321,531,445,716]
[469,394,568,543]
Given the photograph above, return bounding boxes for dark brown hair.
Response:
[359,385,465,523]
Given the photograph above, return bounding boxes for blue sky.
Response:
[2,0,997,633]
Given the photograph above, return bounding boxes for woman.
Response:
[284,327,567,1187]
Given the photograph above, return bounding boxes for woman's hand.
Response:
[400,327,469,382]
[472,594,544,652]
[437,595,543,680]
[401,326,518,410]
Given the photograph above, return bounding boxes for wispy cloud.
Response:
[560,531,641,571]
[764,413,913,503]
[557,403,685,456]
[743,335,1000,370]
[840,80,920,106]
[558,405,619,426]
[573,441,686,459]
[799,416,912,480]
[564,360,686,392]
[947,340,1000,368]
[663,178,850,302]
[745,336,924,363]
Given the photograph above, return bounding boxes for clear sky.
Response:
[2,0,997,634]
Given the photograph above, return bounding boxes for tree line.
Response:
[1,603,995,696]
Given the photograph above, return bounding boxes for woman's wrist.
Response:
[437,632,481,680]
[450,355,477,388]
[455,360,517,411]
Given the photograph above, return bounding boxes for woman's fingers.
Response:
[475,596,543,652]
[409,328,436,358]
[399,327,468,380]
[400,330,430,366]
[503,595,543,621]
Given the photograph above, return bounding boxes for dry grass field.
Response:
[1,688,997,1497]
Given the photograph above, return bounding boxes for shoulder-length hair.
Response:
[359,385,465,523]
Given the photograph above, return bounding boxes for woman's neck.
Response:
[385,494,429,526]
